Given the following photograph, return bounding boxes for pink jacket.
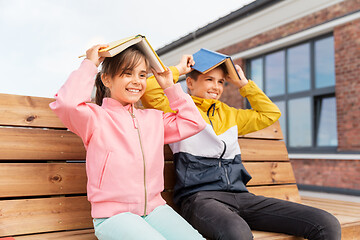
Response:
[50,59,206,218]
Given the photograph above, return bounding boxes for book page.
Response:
[137,39,166,73]
[225,58,241,81]
[99,37,142,57]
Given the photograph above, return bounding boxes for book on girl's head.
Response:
[192,48,241,80]
[79,34,166,73]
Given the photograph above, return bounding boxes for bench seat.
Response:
[0,93,359,239]
[14,229,96,240]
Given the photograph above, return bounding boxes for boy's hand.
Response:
[226,64,249,88]
[152,67,174,90]
[175,55,195,76]
[86,44,108,67]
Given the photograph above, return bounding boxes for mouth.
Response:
[208,92,218,99]
[126,88,141,93]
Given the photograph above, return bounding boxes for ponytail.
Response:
[95,72,110,106]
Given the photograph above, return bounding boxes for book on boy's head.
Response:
[191,48,241,81]
[79,34,166,73]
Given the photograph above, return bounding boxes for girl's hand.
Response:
[175,55,195,76]
[85,44,109,67]
[152,67,174,90]
[226,64,249,88]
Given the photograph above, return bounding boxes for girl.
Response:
[50,44,206,240]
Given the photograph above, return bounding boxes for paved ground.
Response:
[299,190,360,203]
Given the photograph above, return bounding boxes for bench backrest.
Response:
[0,93,300,237]
[0,93,91,237]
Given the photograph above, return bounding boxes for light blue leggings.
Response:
[93,204,205,240]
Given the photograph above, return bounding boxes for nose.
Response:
[212,81,220,90]
[131,75,140,84]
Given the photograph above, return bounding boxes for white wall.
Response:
[159,0,344,66]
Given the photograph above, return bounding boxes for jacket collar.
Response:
[101,98,133,112]
[191,96,220,112]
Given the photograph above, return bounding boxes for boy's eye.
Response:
[206,78,213,81]
[219,80,224,84]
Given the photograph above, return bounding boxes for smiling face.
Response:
[102,59,147,106]
[186,67,225,100]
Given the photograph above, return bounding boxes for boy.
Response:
[141,54,340,240]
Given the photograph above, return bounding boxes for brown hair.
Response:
[186,63,228,80]
[95,46,150,106]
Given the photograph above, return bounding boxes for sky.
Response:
[0,0,255,98]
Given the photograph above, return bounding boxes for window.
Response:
[265,51,285,97]
[248,34,337,152]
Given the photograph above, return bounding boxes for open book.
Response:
[192,48,241,81]
[79,35,166,73]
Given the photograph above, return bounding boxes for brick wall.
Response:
[291,159,360,190]
[215,0,360,190]
[334,18,360,151]
[219,58,245,109]
[217,0,360,56]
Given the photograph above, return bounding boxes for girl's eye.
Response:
[219,80,224,84]
[140,74,146,78]
[206,78,212,81]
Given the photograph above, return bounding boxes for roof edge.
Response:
[156,0,283,55]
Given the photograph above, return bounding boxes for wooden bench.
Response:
[0,93,359,239]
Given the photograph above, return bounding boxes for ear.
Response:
[186,76,194,91]
[101,73,111,88]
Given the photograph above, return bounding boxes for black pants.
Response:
[180,191,341,240]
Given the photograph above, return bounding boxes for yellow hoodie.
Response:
[141,66,281,204]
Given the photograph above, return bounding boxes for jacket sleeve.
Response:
[161,84,206,145]
[49,59,99,146]
[141,66,180,113]
[236,80,281,135]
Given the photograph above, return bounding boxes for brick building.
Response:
[156,0,360,195]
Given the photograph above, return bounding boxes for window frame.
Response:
[246,33,337,153]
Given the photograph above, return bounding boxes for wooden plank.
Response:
[239,139,289,161]
[164,161,176,189]
[0,128,86,160]
[0,93,64,128]
[301,196,360,216]
[164,161,296,190]
[240,121,284,140]
[164,145,173,161]
[161,191,179,212]
[0,196,92,236]
[245,162,296,186]
[248,185,301,203]
[341,220,360,240]
[0,163,87,197]
[252,230,303,239]
[14,229,96,240]
[301,196,360,208]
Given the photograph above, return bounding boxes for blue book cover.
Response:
[192,48,241,80]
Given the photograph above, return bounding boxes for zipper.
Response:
[224,165,231,186]
[129,106,148,216]
[219,140,230,187]
[206,104,231,188]
[219,161,231,186]
[206,103,216,128]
